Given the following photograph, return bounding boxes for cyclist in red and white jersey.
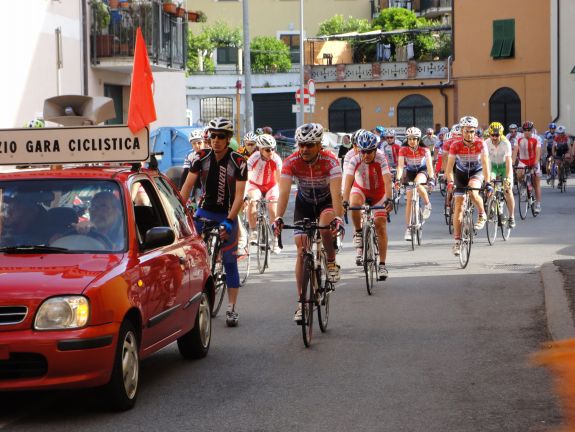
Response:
[512,120,542,214]
[445,116,491,256]
[273,123,344,322]
[342,131,393,278]
[395,127,435,241]
[433,126,450,174]
[381,129,402,168]
[246,134,283,253]
[343,129,366,173]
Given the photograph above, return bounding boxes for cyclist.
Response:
[434,126,450,176]
[180,129,206,204]
[553,125,571,179]
[445,116,491,255]
[512,120,542,214]
[485,122,515,228]
[238,131,259,158]
[246,134,283,254]
[273,123,344,322]
[442,124,462,216]
[343,129,366,173]
[395,127,435,241]
[506,124,522,152]
[374,125,386,147]
[422,128,440,151]
[342,131,393,278]
[382,129,402,169]
[180,117,247,327]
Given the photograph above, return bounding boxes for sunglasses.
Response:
[261,148,272,153]
[361,149,376,154]
[298,142,318,148]
[464,129,476,134]
[210,132,228,140]
[490,133,500,137]
[245,143,256,147]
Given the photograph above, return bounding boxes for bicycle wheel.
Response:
[440,178,446,197]
[393,189,400,215]
[317,251,331,332]
[416,204,423,246]
[459,209,472,269]
[529,185,538,218]
[256,220,268,274]
[237,242,251,286]
[559,165,567,193]
[362,224,376,295]
[517,181,528,220]
[500,196,512,241]
[209,236,227,317]
[300,255,315,347]
[485,196,498,246]
[409,200,417,251]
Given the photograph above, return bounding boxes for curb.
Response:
[541,262,575,340]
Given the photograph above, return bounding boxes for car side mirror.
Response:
[143,227,175,249]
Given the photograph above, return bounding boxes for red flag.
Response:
[127,27,157,134]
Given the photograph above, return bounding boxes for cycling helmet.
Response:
[522,120,534,131]
[375,125,385,134]
[25,119,45,128]
[357,131,379,151]
[255,127,264,135]
[243,131,258,144]
[439,127,449,135]
[256,134,277,149]
[459,116,479,128]
[202,127,210,141]
[406,127,422,138]
[426,128,434,134]
[295,123,323,144]
[189,129,204,142]
[384,129,396,138]
[208,117,234,133]
[556,125,566,134]
[488,122,504,135]
[549,122,557,130]
[508,123,518,131]
[450,123,462,135]
[352,128,367,145]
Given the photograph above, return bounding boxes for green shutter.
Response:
[491,20,504,57]
[492,19,515,59]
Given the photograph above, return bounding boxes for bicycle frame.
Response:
[405,181,427,250]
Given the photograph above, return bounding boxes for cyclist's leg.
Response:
[246,185,262,231]
[453,169,468,241]
[265,185,279,222]
[416,171,430,206]
[319,207,337,262]
[468,170,485,215]
[294,234,309,297]
[350,188,366,264]
[533,164,542,203]
[404,170,416,228]
[372,195,388,264]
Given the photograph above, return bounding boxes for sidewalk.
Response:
[541,259,575,340]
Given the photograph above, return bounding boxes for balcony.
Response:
[90,0,188,72]
[419,0,452,19]
[310,60,448,83]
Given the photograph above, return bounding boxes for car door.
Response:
[129,178,187,350]
[152,175,205,333]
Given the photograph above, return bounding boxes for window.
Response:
[491,19,515,59]
[200,97,233,123]
[217,47,238,65]
[153,176,193,238]
[130,180,169,246]
[489,87,521,128]
[104,84,123,125]
[397,94,433,131]
[328,98,361,132]
[280,34,300,64]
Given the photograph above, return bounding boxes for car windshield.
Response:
[0,179,126,253]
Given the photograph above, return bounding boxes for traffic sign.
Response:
[307,79,316,97]
[295,87,309,104]
[292,104,314,113]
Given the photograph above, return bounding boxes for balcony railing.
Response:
[310,60,447,83]
[90,0,187,70]
[420,0,452,17]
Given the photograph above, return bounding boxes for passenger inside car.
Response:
[0,194,47,247]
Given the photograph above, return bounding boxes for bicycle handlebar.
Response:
[277,220,332,250]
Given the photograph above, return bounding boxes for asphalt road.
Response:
[3,179,575,431]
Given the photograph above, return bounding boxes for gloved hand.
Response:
[503,177,512,190]
[331,216,345,238]
[272,217,284,237]
[342,200,349,210]
[427,179,435,191]
[384,198,394,213]
[219,218,234,241]
[447,181,454,192]
[485,182,494,193]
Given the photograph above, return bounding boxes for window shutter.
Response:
[500,19,515,57]
[490,20,504,58]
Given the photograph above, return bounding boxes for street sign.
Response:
[292,104,314,113]
[307,79,316,98]
[295,87,310,104]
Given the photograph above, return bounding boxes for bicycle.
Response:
[547,157,558,188]
[444,184,455,234]
[346,203,389,295]
[437,172,447,197]
[278,219,333,348]
[390,169,401,215]
[250,198,275,274]
[457,186,483,269]
[197,218,227,317]
[404,181,427,251]
[516,167,538,219]
[558,156,568,193]
[485,179,512,245]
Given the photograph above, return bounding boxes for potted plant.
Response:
[162,0,177,15]
[196,10,207,22]
[187,11,198,22]
[90,0,113,57]
[176,5,186,18]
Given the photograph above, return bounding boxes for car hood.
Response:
[0,254,124,300]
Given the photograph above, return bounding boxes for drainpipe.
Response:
[81,0,89,95]
[552,0,560,123]
[439,55,452,127]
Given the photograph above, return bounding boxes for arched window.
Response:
[328,98,361,132]
[489,88,521,128]
[397,94,434,131]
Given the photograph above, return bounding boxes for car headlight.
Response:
[34,296,90,330]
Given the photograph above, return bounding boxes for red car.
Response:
[0,165,214,410]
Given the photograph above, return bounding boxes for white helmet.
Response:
[295,122,323,144]
[406,127,422,138]
[243,131,258,144]
[450,123,462,135]
[459,116,479,128]
[352,128,367,145]
[208,117,234,133]
[189,129,204,142]
[557,125,566,134]
[256,134,277,149]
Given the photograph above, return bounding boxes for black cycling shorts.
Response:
[454,167,483,194]
[293,197,333,235]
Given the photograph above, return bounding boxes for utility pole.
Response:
[298,0,305,126]
[242,0,253,136]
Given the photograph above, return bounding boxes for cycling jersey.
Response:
[189,148,247,213]
[421,135,439,151]
[247,151,282,189]
[282,149,342,204]
[443,135,458,154]
[485,136,512,165]
[382,142,401,168]
[343,147,360,173]
[554,135,570,158]
[516,136,541,166]
[506,132,522,150]
[344,150,391,202]
[399,145,431,172]
[449,138,487,172]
